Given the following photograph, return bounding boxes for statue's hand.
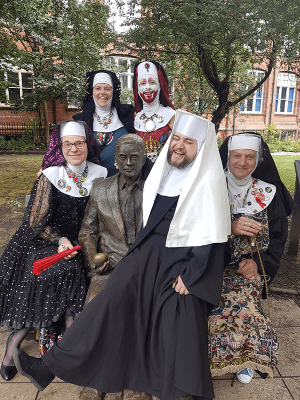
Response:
[94,260,110,275]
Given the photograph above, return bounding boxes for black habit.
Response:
[42,195,225,400]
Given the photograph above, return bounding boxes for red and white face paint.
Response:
[138,74,160,104]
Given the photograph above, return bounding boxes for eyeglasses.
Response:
[61,141,86,150]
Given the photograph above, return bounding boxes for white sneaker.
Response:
[236,368,254,383]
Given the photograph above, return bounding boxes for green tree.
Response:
[117,0,300,132]
[0,0,110,143]
[0,29,17,103]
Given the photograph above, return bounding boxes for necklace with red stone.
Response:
[64,164,89,196]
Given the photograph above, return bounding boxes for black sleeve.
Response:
[72,112,84,121]
[179,243,226,306]
[252,191,288,286]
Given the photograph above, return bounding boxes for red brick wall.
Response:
[0,100,81,125]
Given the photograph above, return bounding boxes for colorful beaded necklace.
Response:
[64,164,89,196]
[94,111,113,129]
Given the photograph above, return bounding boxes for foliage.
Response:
[0,133,45,152]
[266,138,300,153]
[0,0,111,110]
[120,87,134,105]
[116,0,300,131]
[258,123,282,143]
[0,29,17,103]
[257,124,300,153]
[8,200,22,208]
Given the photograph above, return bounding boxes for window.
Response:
[2,70,33,104]
[280,130,296,140]
[112,57,135,90]
[275,73,296,114]
[240,70,264,113]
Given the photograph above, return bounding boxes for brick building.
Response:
[0,58,299,140]
[218,63,300,139]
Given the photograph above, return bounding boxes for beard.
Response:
[167,149,192,169]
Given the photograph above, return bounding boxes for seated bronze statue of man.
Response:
[79,133,150,300]
[78,134,153,400]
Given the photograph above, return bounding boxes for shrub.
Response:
[0,134,45,152]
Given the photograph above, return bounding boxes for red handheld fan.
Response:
[32,245,81,276]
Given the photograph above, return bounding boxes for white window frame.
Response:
[275,72,296,114]
[0,69,33,106]
[240,70,264,113]
[112,56,135,90]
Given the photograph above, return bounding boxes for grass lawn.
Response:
[0,153,298,218]
[1,156,43,206]
[0,154,298,204]
[0,155,44,249]
[272,154,299,192]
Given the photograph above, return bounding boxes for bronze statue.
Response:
[78,134,148,299]
[78,134,151,400]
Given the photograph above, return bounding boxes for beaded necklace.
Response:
[94,111,113,129]
[64,164,89,196]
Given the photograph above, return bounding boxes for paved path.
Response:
[0,295,299,400]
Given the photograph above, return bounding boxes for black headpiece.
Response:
[219,132,295,216]
[74,70,134,133]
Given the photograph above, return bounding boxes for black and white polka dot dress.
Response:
[0,174,89,330]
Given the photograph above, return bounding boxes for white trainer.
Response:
[236,368,254,383]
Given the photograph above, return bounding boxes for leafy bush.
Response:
[258,124,300,153]
[0,134,45,152]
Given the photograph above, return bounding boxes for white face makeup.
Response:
[138,74,160,104]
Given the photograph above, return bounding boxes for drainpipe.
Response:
[269,63,277,126]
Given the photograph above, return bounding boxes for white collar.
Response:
[93,106,123,132]
[43,162,107,197]
[134,105,175,132]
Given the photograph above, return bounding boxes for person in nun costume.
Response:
[73,70,135,176]
[13,110,231,400]
[208,132,294,384]
[134,61,175,162]
[0,121,107,382]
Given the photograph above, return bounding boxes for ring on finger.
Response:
[61,244,67,250]
[241,230,243,235]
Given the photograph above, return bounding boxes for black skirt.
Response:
[43,196,214,400]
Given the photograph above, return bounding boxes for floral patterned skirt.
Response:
[208,273,278,377]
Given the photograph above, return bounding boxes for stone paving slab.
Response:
[0,382,39,399]
[262,297,300,328]
[36,382,82,399]
[213,376,294,399]
[0,297,299,399]
[282,378,300,400]
[276,327,300,377]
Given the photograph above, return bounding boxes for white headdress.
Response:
[226,133,275,213]
[92,72,123,132]
[143,109,231,247]
[60,121,86,139]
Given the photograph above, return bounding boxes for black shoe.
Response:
[0,332,18,381]
[12,348,55,391]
